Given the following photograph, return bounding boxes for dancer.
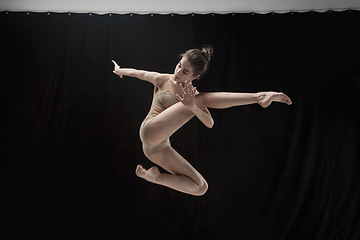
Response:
[112,46,292,196]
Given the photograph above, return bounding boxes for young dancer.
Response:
[112,46,292,196]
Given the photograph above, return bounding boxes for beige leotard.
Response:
[139,87,178,158]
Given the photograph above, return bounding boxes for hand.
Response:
[258,91,292,108]
[112,60,122,78]
[176,81,196,109]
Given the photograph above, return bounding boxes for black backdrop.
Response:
[2,10,360,240]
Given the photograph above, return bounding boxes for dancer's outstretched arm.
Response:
[112,60,169,87]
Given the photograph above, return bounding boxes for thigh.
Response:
[145,94,208,146]
[146,103,194,145]
[149,146,206,185]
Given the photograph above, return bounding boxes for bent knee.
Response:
[193,180,208,196]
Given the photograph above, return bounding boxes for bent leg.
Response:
[146,102,195,145]
[136,146,208,196]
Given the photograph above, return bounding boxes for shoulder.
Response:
[156,74,173,88]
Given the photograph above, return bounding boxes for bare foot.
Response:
[258,92,292,108]
[135,164,160,183]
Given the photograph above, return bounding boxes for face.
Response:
[174,57,200,83]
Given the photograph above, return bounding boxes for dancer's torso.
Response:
[147,78,180,116]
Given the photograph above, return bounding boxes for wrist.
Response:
[189,104,199,112]
[255,92,263,103]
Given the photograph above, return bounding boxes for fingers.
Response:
[189,85,196,96]
[187,81,196,95]
[176,94,183,102]
[186,81,195,93]
[186,81,191,91]
[183,80,190,91]
[181,81,196,96]
[180,83,186,95]
[183,81,189,93]
[112,60,123,78]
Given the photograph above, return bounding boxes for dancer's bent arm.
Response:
[190,106,214,128]
[112,60,168,87]
[176,81,214,128]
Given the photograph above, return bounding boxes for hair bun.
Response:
[201,45,213,62]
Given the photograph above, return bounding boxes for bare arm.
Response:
[176,81,214,128]
[190,105,214,128]
[112,60,168,87]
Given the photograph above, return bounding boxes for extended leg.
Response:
[144,92,258,145]
[146,91,291,145]
[200,92,259,109]
[201,92,292,109]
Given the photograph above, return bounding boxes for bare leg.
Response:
[200,91,291,108]
[200,92,259,109]
[146,102,196,145]
[146,92,258,145]
[146,91,292,145]
[135,146,208,196]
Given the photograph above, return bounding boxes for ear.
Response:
[193,74,200,80]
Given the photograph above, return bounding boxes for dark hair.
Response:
[180,45,213,77]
